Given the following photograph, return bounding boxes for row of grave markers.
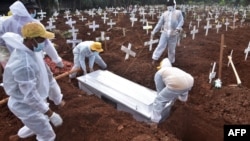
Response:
[35,5,250,63]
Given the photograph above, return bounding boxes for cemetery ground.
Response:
[1,9,250,141]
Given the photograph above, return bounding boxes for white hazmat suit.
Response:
[0,1,63,66]
[151,5,184,63]
[2,32,63,141]
[69,41,107,78]
[151,58,194,123]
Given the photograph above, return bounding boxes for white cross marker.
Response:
[66,33,82,48]
[224,18,230,31]
[95,31,110,41]
[107,19,116,28]
[101,12,109,23]
[204,20,212,36]
[89,21,100,32]
[37,9,46,20]
[143,22,152,34]
[148,11,156,20]
[69,26,79,37]
[79,16,87,22]
[232,11,238,30]
[46,20,56,31]
[196,15,202,28]
[63,12,71,20]
[209,62,216,83]
[190,26,198,40]
[189,21,192,29]
[65,18,76,28]
[215,22,222,33]
[89,10,96,18]
[144,38,159,51]
[240,18,245,27]
[244,41,250,61]
[113,10,119,16]
[130,16,138,27]
[139,14,147,24]
[121,43,136,60]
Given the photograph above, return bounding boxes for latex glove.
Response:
[49,112,63,127]
[90,68,94,73]
[56,61,64,68]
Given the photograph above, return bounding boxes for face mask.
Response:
[167,6,174,11]
[33,40,45,52]
[30,10,36,18]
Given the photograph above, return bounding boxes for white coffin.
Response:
[77,70,169,122]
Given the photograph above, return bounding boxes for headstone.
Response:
[121,43,136,60]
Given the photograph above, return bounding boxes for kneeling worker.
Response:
[69,41,107,78]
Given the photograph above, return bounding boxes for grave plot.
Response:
[1,4,250,141]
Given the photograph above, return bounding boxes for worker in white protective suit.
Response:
[0,0,64,68]
[151,58,194,123]
[151,0,184,65]
[2,22,64,141]
[69,41,107,78]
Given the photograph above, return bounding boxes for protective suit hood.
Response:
[10,1,32,18]
[1,32,30,52]
[157,58,172,70]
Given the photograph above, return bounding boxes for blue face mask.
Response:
[33,41,45,52]
[30,10,36,18]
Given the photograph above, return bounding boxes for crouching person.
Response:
[2,22,63,141]
[69,41,107,78]
[151,58,194,123]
